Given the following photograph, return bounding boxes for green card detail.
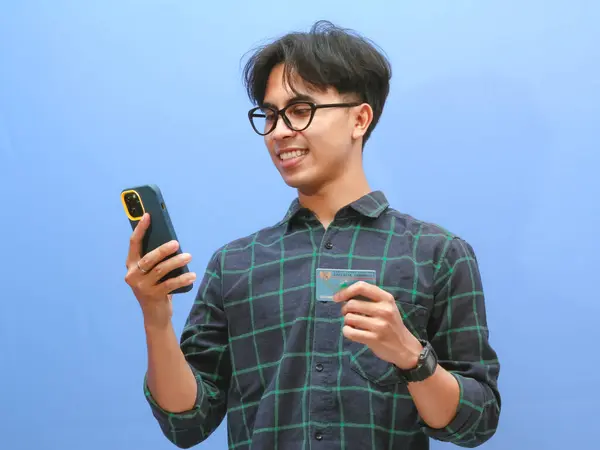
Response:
[315,268,376,302]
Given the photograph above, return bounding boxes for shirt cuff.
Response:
[421,372,484,444]
[143,366,207,429]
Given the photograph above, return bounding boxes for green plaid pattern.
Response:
[145,191,501,449]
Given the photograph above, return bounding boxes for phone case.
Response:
[120,184,193,294]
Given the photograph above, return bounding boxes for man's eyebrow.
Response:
[262,94,316,109]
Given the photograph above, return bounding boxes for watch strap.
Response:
[397,339,437,383]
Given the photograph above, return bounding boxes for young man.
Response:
[125,21,501,450]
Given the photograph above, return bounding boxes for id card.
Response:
[316,268,376,302]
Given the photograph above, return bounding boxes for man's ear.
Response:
[352,103,373,141]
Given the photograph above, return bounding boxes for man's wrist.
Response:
[395,338,439,384]
[395,335,424,370]
[141,305,173,334]
[144,317,174,336]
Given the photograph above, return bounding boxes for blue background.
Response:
[1,1,598,449]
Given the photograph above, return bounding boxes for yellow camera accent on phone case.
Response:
[121,189,146,221]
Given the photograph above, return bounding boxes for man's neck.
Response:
[297,170,371,229]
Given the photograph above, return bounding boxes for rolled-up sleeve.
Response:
[144,249,231,449]
[422,237,501,447]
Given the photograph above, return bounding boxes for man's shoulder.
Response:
[384,206,461,240]
[208,220,286,261]
[382,206,475,260]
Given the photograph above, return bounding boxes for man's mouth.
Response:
[279,149,309,161]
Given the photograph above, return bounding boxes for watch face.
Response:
[419,345,430,362]
[399,341,436,383]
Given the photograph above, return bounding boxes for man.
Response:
[125,21,501,449]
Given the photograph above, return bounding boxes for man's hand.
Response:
[333,281,423,370]
[124,213,196,330]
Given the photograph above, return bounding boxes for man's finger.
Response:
[159,271,197,295]
[148,252,192,283]
[126,213,150,267]
[341,299,378,317]
[333,281,389,303]
[344,312,376,331]
[342,325,375,344]
[138,239,180,273]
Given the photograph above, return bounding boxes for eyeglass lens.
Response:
[251,102,314,134]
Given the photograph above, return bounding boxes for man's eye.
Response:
[261,111,275,121]
[290,107,311,116]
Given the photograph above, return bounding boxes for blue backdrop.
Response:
[1,1,598,449]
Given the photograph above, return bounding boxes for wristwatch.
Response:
[397,339,438,383]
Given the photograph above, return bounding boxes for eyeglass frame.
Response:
[247,101,362,136]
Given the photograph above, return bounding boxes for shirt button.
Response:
[324,241,333,249]
[315,363,323,372]
[315,432,323,441]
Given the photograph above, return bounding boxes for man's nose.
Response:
[271,116,296,140]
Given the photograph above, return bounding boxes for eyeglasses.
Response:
[248,101,361,136]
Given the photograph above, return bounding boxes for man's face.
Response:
[260,64,369,194]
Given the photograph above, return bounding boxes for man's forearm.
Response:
[393,335,460,430]
[407,364,460,429]
[145,322,198,413]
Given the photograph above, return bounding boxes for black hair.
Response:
[242,20,392,145]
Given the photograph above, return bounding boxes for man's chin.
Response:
[280,174,323,196]
[281,176,303,190]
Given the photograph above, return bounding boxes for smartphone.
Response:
[120,184,193,294]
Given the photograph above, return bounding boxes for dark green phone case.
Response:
[121,184,193,294]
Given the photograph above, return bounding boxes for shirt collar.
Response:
[278,190,390,227]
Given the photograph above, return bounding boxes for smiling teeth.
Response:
[280,149,308,160]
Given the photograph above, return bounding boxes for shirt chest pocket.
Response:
[343,300,429,388]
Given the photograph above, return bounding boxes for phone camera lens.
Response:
[125,192,142,218]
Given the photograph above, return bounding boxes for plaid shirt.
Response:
[145,191,501,449]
